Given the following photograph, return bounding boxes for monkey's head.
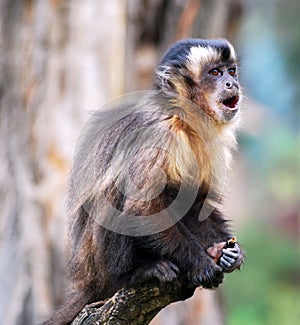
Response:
[154,39,241,124]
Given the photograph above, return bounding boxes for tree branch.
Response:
[72,280,195,325]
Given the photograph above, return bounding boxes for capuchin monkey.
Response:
[43,39,244,324]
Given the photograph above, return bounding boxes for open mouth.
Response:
[222,95,239,109]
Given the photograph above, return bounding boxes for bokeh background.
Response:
[0,0,299,324]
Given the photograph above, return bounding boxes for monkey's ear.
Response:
[155,66,176,92]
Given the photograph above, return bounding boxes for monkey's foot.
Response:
[220,242,244,273]
[130,259,180,284]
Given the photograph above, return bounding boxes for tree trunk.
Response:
[0,1,126,323]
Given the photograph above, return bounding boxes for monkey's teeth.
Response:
[222,96,239,109]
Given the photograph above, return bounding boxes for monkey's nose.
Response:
[225,81,233,88]
[225,80,239,90]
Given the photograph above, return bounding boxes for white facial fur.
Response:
[186,41,237,78]
[186,46,220,76]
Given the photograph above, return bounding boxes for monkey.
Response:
[43,38,244,324]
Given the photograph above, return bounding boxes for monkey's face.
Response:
[155,39,241,124]
[198,60,241,123]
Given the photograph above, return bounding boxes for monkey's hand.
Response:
[219,242,244,273]
[207,239,244,273]
[187,255,224,289]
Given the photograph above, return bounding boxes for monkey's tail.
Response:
[41,287,96,325]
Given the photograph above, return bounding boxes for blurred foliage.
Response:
[238,1,298,121]
[276,0,300,116]
[261,128,300,201]
[223,223,300,325]
[239,125,300,203]
[223,1,300,324]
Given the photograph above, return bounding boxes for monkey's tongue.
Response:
[222,96,239,109]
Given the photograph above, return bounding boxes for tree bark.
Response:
[0,1,126,323]
[72,280,195,325]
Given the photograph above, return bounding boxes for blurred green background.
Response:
[224,1,300,324]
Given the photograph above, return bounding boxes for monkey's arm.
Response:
[185,208,245,273]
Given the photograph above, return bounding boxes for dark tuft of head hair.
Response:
[158,38,233,69]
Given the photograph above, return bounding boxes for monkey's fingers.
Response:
[148,259,181,283]
[222,248,239,258]
[219,255,236,270]
[220,244,243,272]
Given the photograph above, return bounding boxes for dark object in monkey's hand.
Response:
[207,237,243,273]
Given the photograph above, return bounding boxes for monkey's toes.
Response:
[137,259,180,283]
[153,259,181,282]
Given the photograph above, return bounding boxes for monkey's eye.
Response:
[228,68,237,76]
[209,68,222,77]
